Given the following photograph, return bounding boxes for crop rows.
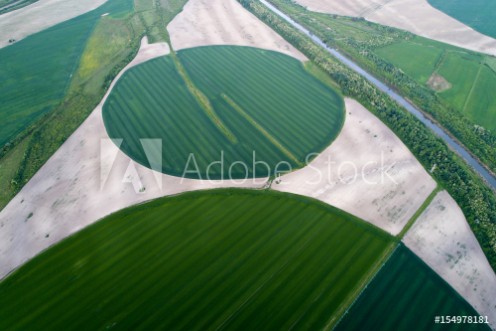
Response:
[0,189,393,330]
[103,46,345,179]
[428,0,496,39]
[336,244,490,331]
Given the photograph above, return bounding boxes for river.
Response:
[260,0,496,190]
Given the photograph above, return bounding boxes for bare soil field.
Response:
[403,190,496,329]
[167,0,307,61]
[0,0,107,49]
[273,98,437,235]
[295,0,496,56]
[0,37,266,280]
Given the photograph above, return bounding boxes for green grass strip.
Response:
[170,51,237,144]
[397,185,441,239]
[221,93,302,166]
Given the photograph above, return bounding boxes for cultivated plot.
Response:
[335,244,491,331]
[103,46,345,179]
[0,189,393,330]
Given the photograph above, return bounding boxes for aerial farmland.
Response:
[0,0,495,330]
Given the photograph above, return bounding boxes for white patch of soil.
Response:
[403,191,496,329]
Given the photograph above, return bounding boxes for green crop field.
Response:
[0,189,393,330]
[374,37,496,131]
[0,0,134,148]
[463,64,496,128]
[103,46,345,179]
[374,41,444,83]
[335,244,490,331]
[436,52,480,107]
[428,0,496,39]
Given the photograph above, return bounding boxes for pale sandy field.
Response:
[0,0,108,49]
[404,191,496,329]
[167,0,307,61]
[295,0,496,56]
[273,98,437,235]
[0,37,266,280]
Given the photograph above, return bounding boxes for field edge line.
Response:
[323,241,399,330]
[397,185,441,240]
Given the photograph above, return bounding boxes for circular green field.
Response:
[102,46,344,179]
[0,189,392,330]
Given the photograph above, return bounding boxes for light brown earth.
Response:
[0,0,107,49]
[427,73,452,92]
[295,0,496,56]
[0,37,266,280]
[404,191,496,329]
[273,98,437,235]
[167,0,307,61]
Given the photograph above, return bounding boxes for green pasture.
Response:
[375,40,444,83]
[103,46,345,179]
[0,189,393,330]
[335,244,490,331]
[428,0,496,39]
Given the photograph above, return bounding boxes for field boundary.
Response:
[397,185,441,239]
[324,241,399,330]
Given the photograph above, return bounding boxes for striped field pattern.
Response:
[0,189,393,330]
[335,244,490,331]
[103,46,345,179]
